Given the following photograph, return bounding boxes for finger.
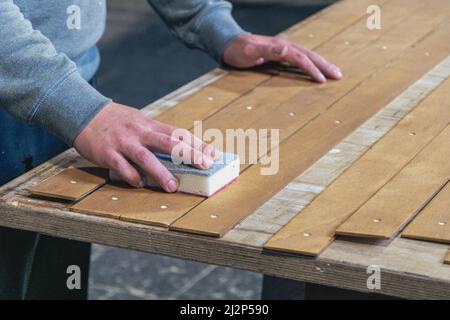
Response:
[106,150,143,188]
[123,144,178,193]
[252,41,289,63]
[153,124,221,161]
[283,48,327,83]
[142,132,215,169]
[297,46,342,80]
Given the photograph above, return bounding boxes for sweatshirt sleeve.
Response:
[0,0,111,146]
[147,0,249,63]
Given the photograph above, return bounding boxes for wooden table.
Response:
[1,0,450,299]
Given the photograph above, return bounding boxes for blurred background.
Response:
[90,0,334,300]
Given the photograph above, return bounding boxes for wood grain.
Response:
[264,74,450,255]
[337,125,450,239]
[402,181,450,244]
[71,184,203,227]
[170,7,450,237]
[29,167,107,201]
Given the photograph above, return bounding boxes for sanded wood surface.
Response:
[29,167,107,201]
[402,182,450,244]
[337,125,450,239]
[265,74,450,255]
[71,184,203,227]
[2,0,450,299]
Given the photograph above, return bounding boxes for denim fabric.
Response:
[0,0,246,145]
[0,78,96,300]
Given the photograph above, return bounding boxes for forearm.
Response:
[0,0,111,146]
[147,0,248,62]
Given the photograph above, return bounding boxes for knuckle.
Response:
[134,149,149,164]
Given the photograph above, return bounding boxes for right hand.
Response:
[73,102,220,192]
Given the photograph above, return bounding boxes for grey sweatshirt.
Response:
[0,0,246,145]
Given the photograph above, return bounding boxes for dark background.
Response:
[90,0,331,299]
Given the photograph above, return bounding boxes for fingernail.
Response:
[166,179,178,193]
[318,74,327,83]
[256,57,265,65]
[138,180,145,188]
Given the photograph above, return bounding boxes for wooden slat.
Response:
[149,0,381,129]
[402,181,450,244]
[66,0,403,224]
[154,71,268,128]
[336,124,450,239]
[170,6,450,237]
[264,72,450,255]
[71,184,203,227]
[29,167,107,201]
[199,0,431,159]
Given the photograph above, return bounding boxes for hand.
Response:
[74,102,220,192]
[224,34,342,83]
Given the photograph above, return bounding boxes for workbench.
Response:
[1,0,450,299]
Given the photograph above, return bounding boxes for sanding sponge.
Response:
[110,152,240,197]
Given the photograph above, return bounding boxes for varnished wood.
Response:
[29,167,107,201]
[1,0,450,299]
[71,184,204,227]
[170,6,450,237]
[337,125,450,239]
[265,74,450,255]
[402,181,450,244]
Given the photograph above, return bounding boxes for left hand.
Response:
[224,34,342,83]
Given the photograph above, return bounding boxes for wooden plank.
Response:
[70,184,203,227]
[445,251,450,265]
[170,8,450,237]
[2,199,450,299]
[29,167,107,201]
[199,0,431,158]
[402,181,450,244]
[67,0,410,225]
[264,71,450,255]
[153,71,268,129]
[337,124,450,239]
[147,0,381,129]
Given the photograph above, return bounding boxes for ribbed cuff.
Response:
[30,70,111,146]
[194,3,249,63]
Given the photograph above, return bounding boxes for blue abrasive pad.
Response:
[154,152,239,176]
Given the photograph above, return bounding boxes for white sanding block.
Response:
[110,152,240,197]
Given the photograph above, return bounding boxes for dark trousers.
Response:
[0,82,94,300]
[261,275,394,300]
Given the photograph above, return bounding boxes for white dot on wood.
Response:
[210,214,218,219]
[246,106,253,110]
[288,112,296,116]
[303,232,311,237]
[409,132,416,136]
[438,221,447,226]
[425,52,430,56]
[70,180,77,184]
[208,97,214,101]
[382,45,388,50]
[160,205,168,209]
[373,218,382,223]
[335,120,342,124]
[111,196,119,201]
